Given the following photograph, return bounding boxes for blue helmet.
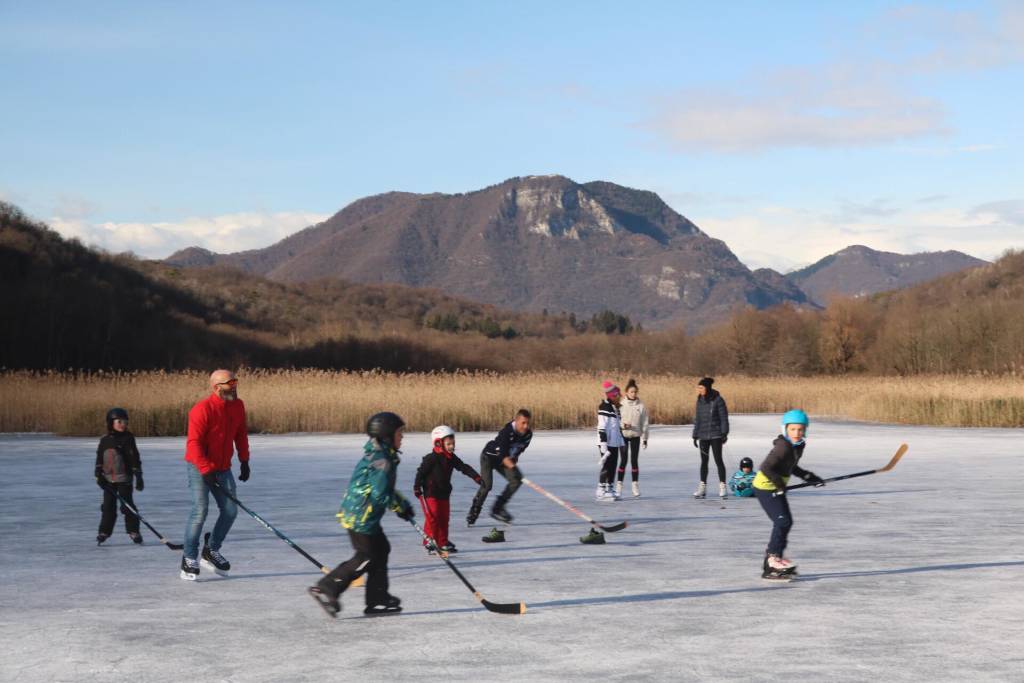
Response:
[781,409,809,430]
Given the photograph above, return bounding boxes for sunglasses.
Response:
[217,379,239,387]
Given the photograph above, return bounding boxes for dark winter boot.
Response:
[96,533,109,546]
[308,586,341,618]
[579,528,606,545]
[482,527,505,543]
[441,542,457,554]
[128,532,143,545]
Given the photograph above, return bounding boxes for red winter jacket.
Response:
[184,393,250,475]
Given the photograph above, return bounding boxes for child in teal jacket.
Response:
[729,457,756,497]
[309,412,414,618]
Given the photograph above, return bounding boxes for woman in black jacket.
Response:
[691,377,730,499]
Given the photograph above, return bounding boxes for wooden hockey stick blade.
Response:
[477,592,527,615]
[876,444,908,473]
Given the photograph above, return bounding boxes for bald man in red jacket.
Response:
[180,369,251,580]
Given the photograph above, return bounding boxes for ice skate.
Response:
[201,532,231,575]
[719,482,728,499]
[308,586,340,618]
[631,481,641,497]
[614,481,623,497]
[96,533,109,546]
[440,542,458,554]
[180,556,200,581]
[364,594,402,616]
[693,482,706,499]
[128,531,143,544]
[490,505,513,524]
[466,506,480,527]
[766,554,797,573]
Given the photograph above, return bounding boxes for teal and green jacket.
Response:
[337,440,411,534]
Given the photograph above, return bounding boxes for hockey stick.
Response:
[99,482,183,550]
[784,444,909,492]
[214,484,330,575]
[405,518,526,615]
[521,477,627,532]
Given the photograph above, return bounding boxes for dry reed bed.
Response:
[1,370,1022,437]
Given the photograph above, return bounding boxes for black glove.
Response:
[722,435,728,445]
[692,438,699,449]
[396,500,415,522]
[413,487,423,499]
[135,471,145,492]
[202,472,218,489]
[803,472,826,487]
[95,466,106,489]
[239,461,250,482]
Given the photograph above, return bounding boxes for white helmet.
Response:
[430,425,455,444]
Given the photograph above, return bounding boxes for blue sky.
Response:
[2,1,1021,270]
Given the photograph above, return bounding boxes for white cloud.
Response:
[642,3,1022,153]
[693,198,1024,271]
[48,210,330,259]
[645,66,949,153]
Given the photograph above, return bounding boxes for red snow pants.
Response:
[420,497,450,548]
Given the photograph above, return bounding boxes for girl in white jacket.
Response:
[596,381,625,501]
[618,378,650,497]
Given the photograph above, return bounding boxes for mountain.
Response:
[786,245,987,306]
[166,176,810,330]
[0,201,580,371]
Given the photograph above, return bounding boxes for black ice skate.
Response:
[201,532,231,575]
[308,586,340,618]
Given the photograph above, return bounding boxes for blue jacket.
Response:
[337,440,411,534]
[729,469,756,497]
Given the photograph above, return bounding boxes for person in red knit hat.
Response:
[179,369,251,581]
[595,380,624,502]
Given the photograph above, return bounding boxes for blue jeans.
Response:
[184,464,238,560]
[755,488,793,557]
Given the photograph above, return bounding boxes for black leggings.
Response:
[599,446,620,484]
[698,438,726,483]
[617,437,641,482]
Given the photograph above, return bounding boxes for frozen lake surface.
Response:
[1,415,1022,682]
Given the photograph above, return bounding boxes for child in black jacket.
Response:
[414,426,481,554]
[95,408,144,545]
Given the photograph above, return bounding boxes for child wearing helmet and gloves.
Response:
[94,408,144,545]
[414,426,482,556]
[729,457,757,498]
[309,412,415,618]
[752,409,826,580]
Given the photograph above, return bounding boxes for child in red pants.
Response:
[414,426,481,555]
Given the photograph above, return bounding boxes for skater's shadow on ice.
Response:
[798,559,1024,582]
[393,552,655,576]
[455,538,699,555]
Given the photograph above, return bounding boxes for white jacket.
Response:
[597,399,625,448]
[619,397,649,440]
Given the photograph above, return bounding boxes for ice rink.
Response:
[1,415,1022,682]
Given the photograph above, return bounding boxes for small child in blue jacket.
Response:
[729,457,756,497]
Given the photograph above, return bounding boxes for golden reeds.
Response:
[0,370,1021,437]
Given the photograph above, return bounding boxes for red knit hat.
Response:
[601,380,620,398]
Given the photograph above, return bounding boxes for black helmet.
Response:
[106,407,129,431]
[366,412,405,445]
[740,457,754,470]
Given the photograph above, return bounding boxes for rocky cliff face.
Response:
[166,175,809,330]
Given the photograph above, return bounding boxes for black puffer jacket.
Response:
[95,431,142,483]
[414,447,481,500]
[692,390,729,440]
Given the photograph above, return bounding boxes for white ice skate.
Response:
[693,482,706,499]
[719,482,728,499]
[631,481,640,497]
[615,481,623,497]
